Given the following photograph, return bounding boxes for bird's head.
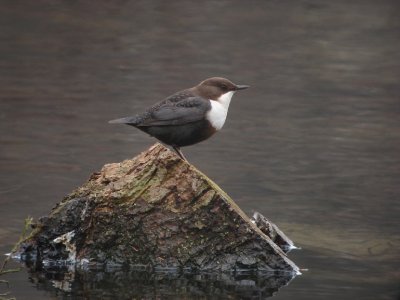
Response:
[195,77,249,101]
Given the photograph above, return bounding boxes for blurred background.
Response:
[0,0,399,299]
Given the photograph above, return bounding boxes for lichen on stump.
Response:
[21,143,299,273]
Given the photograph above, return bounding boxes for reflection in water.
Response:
[26,263,296,299]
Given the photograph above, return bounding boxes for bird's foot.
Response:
[172,146,188,162]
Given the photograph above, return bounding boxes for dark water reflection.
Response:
[1,0,400,299]
[22,264,295,299]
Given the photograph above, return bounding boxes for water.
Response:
[1,1,399,299]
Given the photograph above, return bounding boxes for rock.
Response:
[20,143,299,273]
[251,212,298,253]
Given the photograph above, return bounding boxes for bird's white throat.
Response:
[206,91,235,130]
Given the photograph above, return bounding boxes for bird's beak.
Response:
[235,84,250,90]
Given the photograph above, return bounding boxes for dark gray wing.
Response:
[108,89,207,126]
[138,96,211,126]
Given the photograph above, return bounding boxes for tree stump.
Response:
[20,143,299,273]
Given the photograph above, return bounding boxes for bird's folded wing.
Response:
[138,97,210,126]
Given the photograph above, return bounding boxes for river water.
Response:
[0,1,399,299]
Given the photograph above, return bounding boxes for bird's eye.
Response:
[220,84,228,90]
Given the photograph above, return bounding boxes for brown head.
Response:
[193,77,249,100]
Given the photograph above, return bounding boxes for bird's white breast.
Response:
[206,91,234,130]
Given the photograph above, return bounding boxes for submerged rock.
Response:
[20,143,299,273]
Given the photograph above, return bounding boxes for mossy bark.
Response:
[21,143,298,273]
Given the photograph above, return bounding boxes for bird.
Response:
[109,77,249,161]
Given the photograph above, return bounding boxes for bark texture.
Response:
[21,143,298,273]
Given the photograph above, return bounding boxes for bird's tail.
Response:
[108,116,139,125]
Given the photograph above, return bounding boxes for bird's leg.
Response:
[172,146,188,162]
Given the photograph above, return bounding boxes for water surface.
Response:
[1,1,399,299]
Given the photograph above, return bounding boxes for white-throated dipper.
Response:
[109,77,249,161]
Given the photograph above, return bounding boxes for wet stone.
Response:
[19,143,299,273]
